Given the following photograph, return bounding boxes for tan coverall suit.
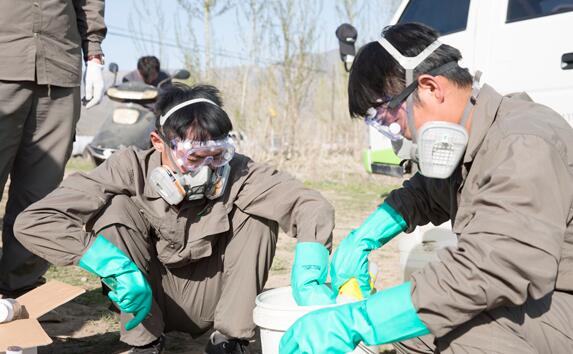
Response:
[389,85,573,353]
[13,148,335,346]
[0,0,106,295]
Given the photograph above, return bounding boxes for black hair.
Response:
[137,56,161,84]
[348,22,473,118]
[154,83,233,142]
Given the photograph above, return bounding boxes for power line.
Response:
[107,26,328,73]
[107,31,261,64]
[108,25,254,61]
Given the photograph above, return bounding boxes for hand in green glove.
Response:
[79,235,152,330]
[331,203,406,298]
[280,282,429,354]
[291,242,336,306]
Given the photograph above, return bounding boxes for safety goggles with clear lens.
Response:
[168,136,235,172]
[364,60,460,141]
[364,99,406,141]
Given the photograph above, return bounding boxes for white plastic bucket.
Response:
[399,222,458,280]
[253,287,379,354]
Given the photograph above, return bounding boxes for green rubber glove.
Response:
[280,282,429,354]
[291,242,336,306]
[331,203,407,298]
[79,235,152,330]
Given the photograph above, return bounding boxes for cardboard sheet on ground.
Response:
[0,280,85,352]
[0,319,51,351]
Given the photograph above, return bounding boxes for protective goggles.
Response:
[364,61,459,141]
[167,136,235,172]
[365,96,405,141]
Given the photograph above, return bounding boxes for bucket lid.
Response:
[253,287,337,331]
[256,287,322,311]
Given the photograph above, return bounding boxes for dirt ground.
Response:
[1,157,406,354]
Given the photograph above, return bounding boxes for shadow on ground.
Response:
[38,288,265,354]
[39,332,128,354]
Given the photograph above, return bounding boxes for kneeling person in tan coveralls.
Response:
[280,23,573,353]
[13,84,336,354]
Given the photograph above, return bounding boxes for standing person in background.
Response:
[0,0,107,298]
[123,56,171,88]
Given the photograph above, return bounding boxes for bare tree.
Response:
[174,12,202,82]
[358,0,402,41]
[177,0,235,81]
[269,0,323,158]
[336,0,363,25]
[234,0,269,130]
[120,0,389,175]
[330,0,403,154]
[128,0,168,66]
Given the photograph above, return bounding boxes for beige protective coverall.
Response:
[13,148,334,346]
[0,0,106,295]
[388,85,573,353]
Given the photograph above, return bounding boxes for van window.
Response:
[398,0,470,35]
[507,0,573,22]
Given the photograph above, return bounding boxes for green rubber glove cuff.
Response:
[331,203,407,295]
[362,282,430,345]
[79,235,152,331]
[292,242,335,306]
[278,282,429,353]
[79,235,134,277]
[358,203,407,247]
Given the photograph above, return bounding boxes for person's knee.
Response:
[90,196,155,273]
[229,209,278,250]
[250,216,278,250]
[163,296,215,338]
[222,212,279,281]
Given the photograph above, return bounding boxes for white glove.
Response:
[84,60,105,109]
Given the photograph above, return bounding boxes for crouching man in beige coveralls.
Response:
[280,23,573,354]
[13,84,337,354]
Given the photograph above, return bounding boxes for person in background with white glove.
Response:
[0,0,106,298]
[84,56,105,109]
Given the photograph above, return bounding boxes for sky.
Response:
[102,0,399,72]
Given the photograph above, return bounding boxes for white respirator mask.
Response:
[377,37,481,179]
[148,98,234,204]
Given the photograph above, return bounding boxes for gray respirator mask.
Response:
[148,98,234,205]
[149,164,231,205]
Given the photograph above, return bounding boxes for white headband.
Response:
[159,98,219,126]
[377,38,442,70]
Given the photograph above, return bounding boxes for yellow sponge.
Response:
[338,264,378,302]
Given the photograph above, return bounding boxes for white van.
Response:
[367,0,573,176]
[376,0,573,279]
